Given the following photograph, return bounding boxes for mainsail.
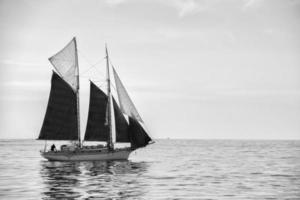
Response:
[84,81,109,141]
[48,37,79,91]
[128,117,152,148]
[113,67,143,122]
[84,81,130,142]
[38,71,78,140]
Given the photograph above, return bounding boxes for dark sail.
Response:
[128,117,152,149]
[38,71,78,140]
[84,81,109,141]
[113,98,130,142]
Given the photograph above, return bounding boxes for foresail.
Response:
[113,67,143,122]
[128,117,152,149]
[38,71,78,140]
[84,81,109,141]
[49,37,78,91]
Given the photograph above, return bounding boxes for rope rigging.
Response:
[77,49,118,96]
[79,54,106,76]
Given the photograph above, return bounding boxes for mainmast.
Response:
[106,45,114,150]
[74,38,81,147]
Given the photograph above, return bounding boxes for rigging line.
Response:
[91,81,107,88]
[79,77,106,87]
[97,83,106,88]
[80,74,106,79]
[111,82,117,92]
[107,59,119,87]
[107,59,117,87]
[89,73,107,82]
[109,84,119,98]
[108,58,116,70]
[92,80,106,84]
[94,67,107,78]
[77,49,94,67]
[77,48,106,75]
[79,75,97,80]
[79,56,106,76]
[106,60,120,97]
[81,61,107,80]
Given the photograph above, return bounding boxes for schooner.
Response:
[38,37,152,161]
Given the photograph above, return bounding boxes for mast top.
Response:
[105,43,109,59]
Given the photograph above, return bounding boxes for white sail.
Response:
[49,38,78,91]
[113,67,143,122]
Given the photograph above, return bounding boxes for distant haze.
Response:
[0,0,299,139]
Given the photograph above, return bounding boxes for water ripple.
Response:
[0,139,300,199]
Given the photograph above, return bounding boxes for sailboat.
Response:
[38,37,153,161]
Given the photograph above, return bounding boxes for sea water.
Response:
[0,139,299,199]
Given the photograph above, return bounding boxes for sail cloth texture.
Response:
[49,38,78,91]
[113,98,130,143]
[84,82,130,142]
[84,82,109,141]
[113,67,143,122]
[128,117,152,149]
[38,72,78,140]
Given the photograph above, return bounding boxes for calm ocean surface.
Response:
[0,139,299,199]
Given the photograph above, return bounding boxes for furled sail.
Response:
[38,71,78,140]
[84,81,109,141]
[113,98,130,143]
[128,117,152,149]
[49,37,78,91]
[113,67,143,122]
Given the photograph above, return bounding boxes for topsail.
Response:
[49,38,79,91]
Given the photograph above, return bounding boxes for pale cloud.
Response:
[243,0,264,10]
[103,0,203,16]
[105,0,127,6]
[162,0,208,17]
[175,0,201,17]
[104,0,265,17]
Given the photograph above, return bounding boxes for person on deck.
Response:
[51,144,56,152]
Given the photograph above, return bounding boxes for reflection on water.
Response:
[40,161,81,199]
[40,160,149,199]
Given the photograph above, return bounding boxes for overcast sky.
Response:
[0,0,299,139]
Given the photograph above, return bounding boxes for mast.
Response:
[74,37,81,147]
[106,44,114,150]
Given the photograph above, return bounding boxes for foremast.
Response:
[106,45,114,150]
